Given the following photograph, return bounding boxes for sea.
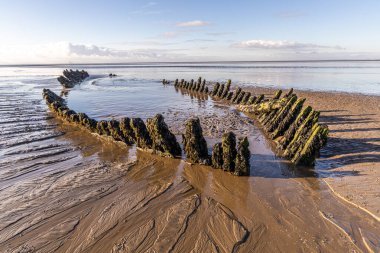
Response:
[1,60,380,96]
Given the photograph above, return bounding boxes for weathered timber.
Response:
[284,110,320,158]
[217,84,225,97]
[231,87,242,103]
[146,114,181,157]
[235,91,246,104]
[108,119,125,142]
[221,80,231,99]
[291,124,328,165]
[222,132,237,172]
[271,98,305,139]
[273,90,282,100]
[241,92,251,104]
[284,88,294,98]
[211,142,223,169]
[255,94,264,104]
[97,120,110,136]
[237,96,289,115]
[226,91,233,100]
[211,82,221,96]
[264,95,297,133]
[277,106,312,150]
[182,118,210,164]
[247,95,257,105]
[57,69,89,88]
[234,137,250,176]
[130,118,153,149]
[200,79,206,92]
[119,117,136,144]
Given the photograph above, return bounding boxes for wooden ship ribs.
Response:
[164,77,328,166]
[42,86,251,176]
[57,69,89,88]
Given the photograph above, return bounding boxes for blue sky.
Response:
[0,0,379,63]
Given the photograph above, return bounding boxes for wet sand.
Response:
[0,79,380,252]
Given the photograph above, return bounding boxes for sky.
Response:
[0,0,380,64]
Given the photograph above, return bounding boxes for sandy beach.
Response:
[0,71,379,252]
[1,0,380,251]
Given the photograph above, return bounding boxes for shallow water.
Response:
[1,60,380,95]
[0,66,380,252]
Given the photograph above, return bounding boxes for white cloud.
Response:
[68,43,184,60]
[176,20,210,27]
[232,40,344,51]
[162,31,180,38]
[0,42,184,64]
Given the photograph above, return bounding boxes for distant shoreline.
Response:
[1,59,380,67]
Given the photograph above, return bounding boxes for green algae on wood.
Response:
[221,80,231,99]
[211,142,223,169]
[234,137,251,176]
[273,90,282,100]
[241,92,251,104]
[264,95,297,132]
[119,117,136,145]
[217,84,225,97]
[108,119,125,142]
[97,120,110,136]
[211,82,221,96]
[291,124,329,165]
[182,117,210,164]
[284,88,294,98]
[278,106,312,150]
[146,114,181,157]
[130,118,153,149]
[57,69,89,88]
[222,132,237,172]
[255,94,264,104]
[235,91,246,104]
[231,87,242,103]
[247,95,257,105]
[271,98,305,139]
[284,110,320,158]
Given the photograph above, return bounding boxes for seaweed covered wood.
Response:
[146,114,181,157]
[211,142,223,169]
[237,89,328,166]
[108,119,125,142]
[130,118,153,149]
[119,117,136,144]
[168,77,328,166]
[221,80,231,99]
[57,69,89,88]
[182,118,210,164]
[235,137,251,176]
[43,88,252,176]
[222,132,237,172]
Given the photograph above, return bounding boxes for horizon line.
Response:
[1,59,380,67]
